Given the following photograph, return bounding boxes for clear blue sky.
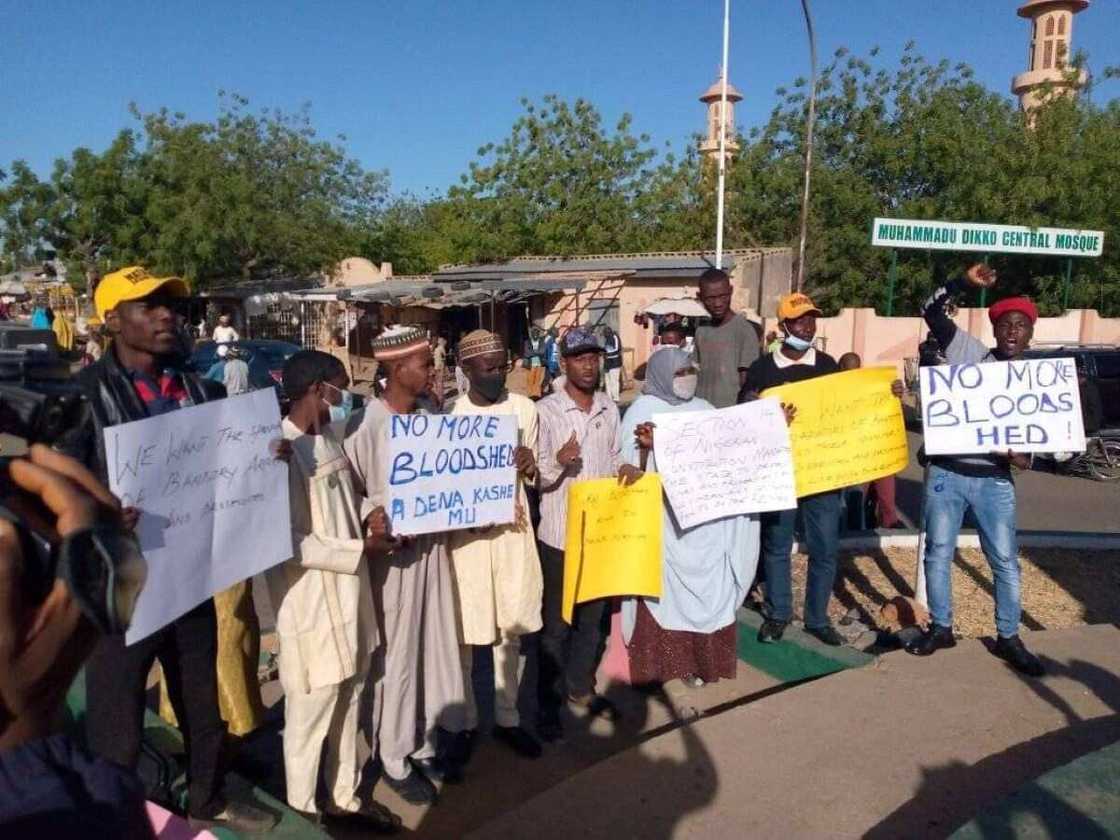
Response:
[2,1,1117,196]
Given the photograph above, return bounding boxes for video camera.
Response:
[0,337,143,635]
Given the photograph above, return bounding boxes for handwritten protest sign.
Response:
[919,357,1086,455]
[104,390,292,644]
[652,399,796,529]
[562,474,662,623]
[386,413,518,536]
[764,367,909,498]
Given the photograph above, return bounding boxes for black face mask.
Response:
[474,372,506,402]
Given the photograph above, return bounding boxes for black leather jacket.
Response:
[58,348,225,483]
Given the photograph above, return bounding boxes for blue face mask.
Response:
[784,333,813,352]
[324,384,354,423]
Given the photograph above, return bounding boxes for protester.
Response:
[343,326,466,805]
[212,313,239,344]
[907,264,1044,676]
[600,325,623,402]
[621,348,760,688]
[835,352,902,529]
[448,330,544,759]
[263,350,400,832]
[222,346,251,396]
[740,292,846,647]
[535,326,642,741]
[694,268,760,408]
[56,265,275,833]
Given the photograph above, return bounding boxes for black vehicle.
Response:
[1023,344,1120,433]
[189,339,300,407]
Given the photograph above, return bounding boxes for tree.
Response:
[445,95,661,259]
[719,44,1120,315]
[135,94,389,286]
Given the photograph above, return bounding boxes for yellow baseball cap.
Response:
[777,292,822,321]
[95,266,189,319]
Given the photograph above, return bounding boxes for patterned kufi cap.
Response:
[457,329,505,362]
[371,325,429,361]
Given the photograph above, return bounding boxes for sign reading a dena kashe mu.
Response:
[872,218,1104,258]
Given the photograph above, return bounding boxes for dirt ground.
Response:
[785,547,1120,638]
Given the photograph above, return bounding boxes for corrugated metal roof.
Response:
[434,249,783,280]
[287,275,589,309]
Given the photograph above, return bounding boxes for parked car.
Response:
[1023,344,1120,433]
[190,339,300,408]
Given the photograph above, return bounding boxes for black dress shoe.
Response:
[189,799,278,834]
[537,713,563,743]
[994,634,1045,677]
[906,624,957,657]
[806,625,845,647]
[446,728,477,768]
[493,725,543,759]
[383,769,438,805]
[757,618,788,643]
[411,755,463,785]
[324,802,403,835]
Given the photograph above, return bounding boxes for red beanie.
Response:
[988,296,1038,325]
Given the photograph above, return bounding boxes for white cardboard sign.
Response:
[652,398,797,529]
[386,413,518,536]
[104,389,292,644]
[920,357,1086,455]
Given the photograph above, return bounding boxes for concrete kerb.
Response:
[802,528,1120,552]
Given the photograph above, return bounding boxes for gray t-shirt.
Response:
[694,313,760,408]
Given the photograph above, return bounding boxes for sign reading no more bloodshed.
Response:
[872,218,1104,258]
[919,357,1086,456]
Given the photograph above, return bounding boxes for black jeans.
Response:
[84,599,226,819]
[537,542,609,721]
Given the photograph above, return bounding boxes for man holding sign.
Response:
[448,330,543,760]
[344,326,466,805]
[908,265,1045,677]
[58,266,274,833]
[535,327,642,741]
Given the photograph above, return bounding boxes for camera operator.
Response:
[0,445,153,838]
[55,266,275,833]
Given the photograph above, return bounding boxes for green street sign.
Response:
[871,218,1103,258]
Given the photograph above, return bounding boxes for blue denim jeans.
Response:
[923,465,1021,638]
[760,491,842,630]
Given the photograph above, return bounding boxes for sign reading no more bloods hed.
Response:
[872,218,1104,258]
[387,413,518,536]
[919,357,1086,456]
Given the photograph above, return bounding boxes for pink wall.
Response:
[779,307,1120,375]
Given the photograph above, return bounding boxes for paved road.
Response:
[892,430,1120,534]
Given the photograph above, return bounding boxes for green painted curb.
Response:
[952,739,1120,839]
[65,670,326,839]
[736,608,874,682]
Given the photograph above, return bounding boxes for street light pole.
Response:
[795,0,818,293]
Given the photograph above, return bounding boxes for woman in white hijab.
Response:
[617,347,760,687]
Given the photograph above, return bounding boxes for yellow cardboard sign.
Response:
[763,367,908,497]
[562,473,663,623]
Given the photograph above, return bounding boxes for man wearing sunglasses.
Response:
[57,266,275,834]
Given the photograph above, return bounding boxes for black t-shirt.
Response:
[738,349,839,401]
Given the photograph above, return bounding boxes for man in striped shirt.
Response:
[535,327,642,741]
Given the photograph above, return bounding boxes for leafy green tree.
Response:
[446,95,661,259]
[135,94,389,286]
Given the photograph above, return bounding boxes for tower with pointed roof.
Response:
[699,71,742,164]
[1011,0,1090,113]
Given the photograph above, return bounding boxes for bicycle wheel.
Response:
[1087,440,1120,482]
